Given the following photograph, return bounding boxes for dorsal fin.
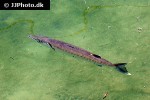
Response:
[91,54,101,58]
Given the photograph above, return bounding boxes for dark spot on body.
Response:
[91,54,101,58]
[68,45,75,48]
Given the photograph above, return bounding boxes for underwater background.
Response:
[0,0,149,100]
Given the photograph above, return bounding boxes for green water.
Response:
[0,0,150,100]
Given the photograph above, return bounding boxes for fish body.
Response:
[29,35,131,75]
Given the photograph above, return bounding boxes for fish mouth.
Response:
[28,35,40,41]
[28,35,37,40]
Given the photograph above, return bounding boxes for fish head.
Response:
[28,35,49,44]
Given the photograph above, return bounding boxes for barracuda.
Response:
[28,35,131,75]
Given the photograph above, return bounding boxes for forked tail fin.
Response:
[114,63,131,75]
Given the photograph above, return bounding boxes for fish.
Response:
[28,35,131,75]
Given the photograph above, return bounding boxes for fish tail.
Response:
[114,63,131,75]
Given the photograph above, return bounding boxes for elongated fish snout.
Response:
[28,35,34,39]
[28,35,39,41]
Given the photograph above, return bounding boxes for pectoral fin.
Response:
[48,43,55,51]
